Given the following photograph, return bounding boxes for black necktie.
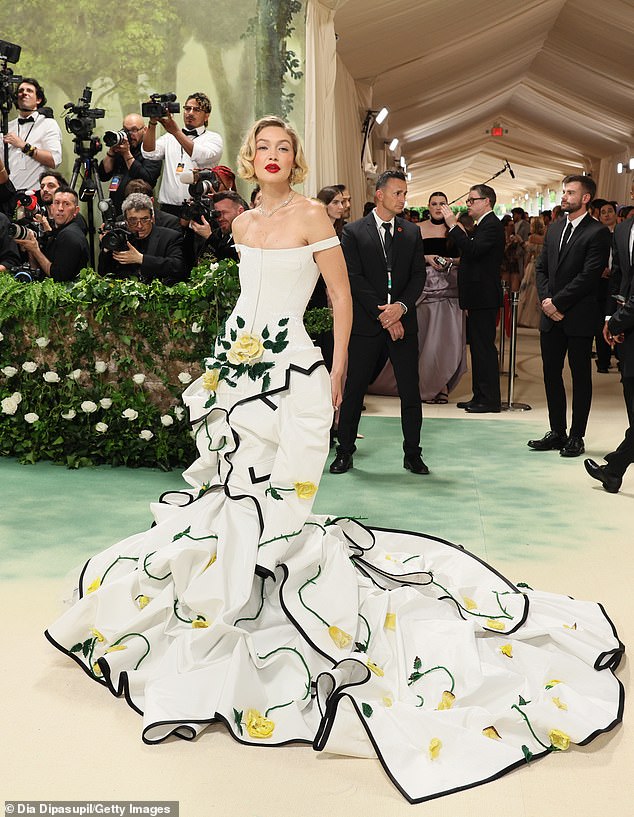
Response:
[182,128,197,137]
[18,116,34,125]
[382,222,393,261]
[560,220,573,253]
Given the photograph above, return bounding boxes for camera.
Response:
[98,198,132,252]
[64,86,105,150]
[103,128,129,148]
[0,39,22,113]
[178,169,221,224]
[9,190,43,239]
[10,264,44,283]
[141,93,180,119]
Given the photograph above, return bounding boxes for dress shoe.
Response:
[403,454,430,475]
[527,431,568,451]
[464,403,501,414]
[584,459,622,493]
[596,366,610,374]
[456,399,474,409]
[559,435,585,458]
[329,452,352,474]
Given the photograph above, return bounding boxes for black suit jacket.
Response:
[341,214,425,336]
[448,210,504,310]
[98,145,162,210]
[608,219,634,378]
[536,213,611,336]
[98,224,185,284]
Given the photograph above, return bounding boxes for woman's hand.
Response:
[330,368,344,410]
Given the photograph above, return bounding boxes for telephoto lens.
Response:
[8,223,32,240]
[103,129,128,147]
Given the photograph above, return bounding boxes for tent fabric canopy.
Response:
[325,0,634,207]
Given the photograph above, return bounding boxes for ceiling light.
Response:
[630,158,634,171]
[406,172,412,181]
[399,156,406,168]
[375,107,388,125]
[617,162,624,174]
[389,138,399,151]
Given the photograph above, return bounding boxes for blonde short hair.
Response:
[530,216,545,236]
[237,115,308,185]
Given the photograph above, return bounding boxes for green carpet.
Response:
[1,415,614,581]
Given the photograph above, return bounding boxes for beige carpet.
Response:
[2,329,631,816]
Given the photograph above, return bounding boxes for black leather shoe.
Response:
[584,459,622,493]
[465,403,501,413]
[403,454,430,475]
[457,399,474,409]
[527,431,568,451]
[329,453,353,474]
[560,435,585,457]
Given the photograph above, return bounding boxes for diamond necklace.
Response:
[258,190,295,217]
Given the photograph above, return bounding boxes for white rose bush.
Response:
[0,258,327,468]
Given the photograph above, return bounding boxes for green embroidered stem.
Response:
[257,646,312,710]
[143,551,172,581]
[416,695,425,707]
[298,565,330,627]
[432,579,513,621]
[511,704,551,750]
[173,526,219,543]
[234,578,266,627]
[258,529,301,548]
[407,665,456,692]
[357,612,371,652]
[402,555,419,564]
[110,633,151,670]
[99,556,139,585]
[494,591,511,617]
[305,520,327,534]
[173,599,206,625]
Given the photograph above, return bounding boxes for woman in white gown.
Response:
[46,117,624,804]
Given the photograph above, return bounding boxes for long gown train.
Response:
[46,236,624,804]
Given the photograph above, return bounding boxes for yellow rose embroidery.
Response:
[367,660,384,677]
[204,553,217,570]
[382,696,393,707]
[245,709,275,739]
[463,596,477,611]
[500,644,513,658]
[294,481,317,500]
[328,625,352,649]
[428,737,442,760]
[91,628,105,642]
[563,623,577,630]
[137,595,150,609]
[227,333,265,365]
[486,619,506,631]
[105,644,127,653]
[482,726,501,740]
[87,578,101,594]
[384,613,396,631]
[552,697,568,711]
[549,729,571,751]
[202,369,220,392]
[437,690,455,710]
[92,662,102,677]
[192,619,209,628]
[546,679,562,688]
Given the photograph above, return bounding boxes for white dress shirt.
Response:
[142,126,223,206]
[7,112,63,190]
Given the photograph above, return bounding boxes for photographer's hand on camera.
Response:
[112,242,143,266]
[189,214,212,240]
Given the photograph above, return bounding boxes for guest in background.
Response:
[595,201,619,372]
[517,216,546,328]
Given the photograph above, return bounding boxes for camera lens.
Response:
[103,129,127,147]
[8,223,30,240]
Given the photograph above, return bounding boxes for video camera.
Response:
[0,39,22,114]
[141,93,180,119]
[8,190,44,240]
[98,198,132,253]
[179,169,221,225]
[63,86,104,155]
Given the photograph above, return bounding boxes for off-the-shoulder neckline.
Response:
[235,238,339,252]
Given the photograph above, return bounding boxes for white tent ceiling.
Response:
[333,0,634,206]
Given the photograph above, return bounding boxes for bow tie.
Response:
[182,128,198,137]
[18,116,35,125]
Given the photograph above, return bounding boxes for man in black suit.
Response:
[529,174,611,457]
[440,184,505,412]
[584,215,634,492]
[330,170,427,475]
[98,192,185,284]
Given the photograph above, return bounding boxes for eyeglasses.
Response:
[126,215,152,226]
[465,197,486,205]
[126,126,144,134]
[183,105,203,113]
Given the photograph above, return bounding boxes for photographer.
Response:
[13,187,88,282]
[3,78,62,190]
[98,192,184,284]
[0,156,17,218]
[189,190,247,264]
[35,170,88,236]
[122,179,181,231]
[0,212,21,272]
[141,92,223,217]
[98,114,161,211]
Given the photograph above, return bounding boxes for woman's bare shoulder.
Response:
[231,208,254,243]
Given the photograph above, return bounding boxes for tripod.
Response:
[69,137,105,268]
